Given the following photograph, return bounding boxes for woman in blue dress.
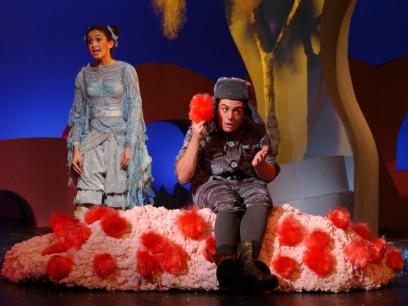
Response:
[67,25,154,217]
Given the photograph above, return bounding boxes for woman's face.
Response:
[86,29,114,62]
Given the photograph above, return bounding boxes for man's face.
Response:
[217,99,245,133]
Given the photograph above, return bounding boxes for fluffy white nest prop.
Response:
[1,204,402,292]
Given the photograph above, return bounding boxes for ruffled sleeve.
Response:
[68,69,87,147]
[66,68,90,174]
[123,64,154,207]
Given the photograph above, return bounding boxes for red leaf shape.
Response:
[188,93,214,123]
[277,215,304,246]
[176,208,206,240]
[140,231,188,275]
[47,255,73,281]
[49,213,79,238]
[303,249,334,277]
[327,207,350,230]
[156,243,188,274]
[101,214,130,238]
[140,231,171,254]
[93,253,116,278]
[344,239,371,269]
[271,255,297,278]
[304,230,331,251]
[386,247,404,271]
[352,223,371,240]
[370,237,387,264]
[41,240,70,256]
[202,236,216,263]
[85,206,118,224]
[64,223,91,249]
[136,250,162,279]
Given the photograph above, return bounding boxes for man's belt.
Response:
[219,171,248,181]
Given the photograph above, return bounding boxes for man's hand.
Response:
[252,146,269,168]
[191,121,205,142]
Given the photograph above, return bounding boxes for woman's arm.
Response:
[68,70,86,175]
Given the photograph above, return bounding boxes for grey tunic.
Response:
[175,118,280,213]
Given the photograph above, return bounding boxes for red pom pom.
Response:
[49,213,90,249]
[49,213,79,238]
[271,255,297,278]
[140,231,170,254]
[303,249,334,277]
[202,236,216,263]
[47,255,73,281]
[41,240,70,256]
[277,215,304,246]
[85,206,118,224]
[370,237,387,264]
[176,208,207,240]
[136,250,162,279]
[188,93,214,123]
[157,243,188,274]
[140,231,188,275]
[93,253,116,278]
[386,247,404,271]
[101,214,130,238]
[352,223,371,240]
[327,207,350,229]
[304,230,331,251]
[64,223,91,249]
[344,239,371,269]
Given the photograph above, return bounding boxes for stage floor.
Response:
[1,226,407,306]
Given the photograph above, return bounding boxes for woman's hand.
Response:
[121,145,131,169]
[252,146,269,167]
[72,147,83,175]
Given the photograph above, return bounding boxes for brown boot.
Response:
[216,254,242,290]
[238,240,279,290]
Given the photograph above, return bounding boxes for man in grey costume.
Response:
[175,77,280,291]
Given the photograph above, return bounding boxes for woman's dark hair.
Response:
[85,25,120,47]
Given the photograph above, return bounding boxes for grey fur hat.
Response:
[214,77,249,101]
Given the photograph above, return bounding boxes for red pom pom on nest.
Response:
[140,231,188,275]
[277,215,304,246]
[158,243,188,274]
[101,214,130,238]
[85,206,118,224]
[140,231,171,254]
[176,208,207,240]
[386,247,404,271]
[370,237,387,264]
[344,239,371,269]
[304,230,331,251]
[303,248,334,277]
[136,250,162,279]
[271,255,297,278]
[47,255,73,281]
[64,223,91,249]
[326,207,350,230]
[352,223,371,240]
[188,93,214,123]
[49,213,79,238]
[49,213,90,249]
[41,240,70,256]
[93,253,116,278]
[202,236,216,263]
